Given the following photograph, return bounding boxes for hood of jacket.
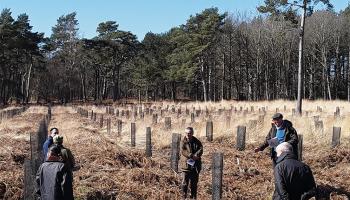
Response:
[276,152,297,164]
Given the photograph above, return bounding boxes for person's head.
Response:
[47,144,61,158]
[185,127,194,140]
[275,142,292,157]
[50,127,59,137]
[272,113,283,127]
[53,135,63,145]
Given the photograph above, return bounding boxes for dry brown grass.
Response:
[0,101,349,199]
[0,106,46,199]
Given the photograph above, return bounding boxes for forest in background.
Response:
[1,2,350,105]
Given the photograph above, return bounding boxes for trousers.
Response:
[182,170,199,199]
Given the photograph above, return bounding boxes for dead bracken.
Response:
[0,104,350,199]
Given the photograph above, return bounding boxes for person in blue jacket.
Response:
[254,113,298,167]
[42,127,59,160]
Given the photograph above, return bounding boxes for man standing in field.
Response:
[254,113,298,167]
[181,127,203,200]
[43,127,59,160]
[273,142,316,200]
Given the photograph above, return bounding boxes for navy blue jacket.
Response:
[43,136,53,160]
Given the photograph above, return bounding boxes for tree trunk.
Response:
[112,65,120,101]
[322,46,332,100]
[138,89,141,103]
[221,54,225,101]
[348,46,350,101]
[303,57,306,99]
[208,61,212,101]
[296,0,306,115]
[112,69,117,101]
[308,56,314,100]
[117,66,120,100]
[334,35,340,99]
[229,33,233,99]
[94,69,98,101]
[145,86,148,102]
[265,63,269,100]
[200,60,207,102]
[171,81,176,101]
[213,76,216,101]
[202,79,207,102]
[162,84,166,100]
[195,81,199,101]
[327,69,332,100]
[285,41,293,99]
[256,29,261,101]
[102,77,106,100]
[80,72,86,102]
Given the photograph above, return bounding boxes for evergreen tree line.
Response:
[1,6,350,104]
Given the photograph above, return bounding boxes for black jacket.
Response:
[273,153,316,200]
[258,120,298,160]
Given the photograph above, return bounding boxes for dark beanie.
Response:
[272,113,283,120]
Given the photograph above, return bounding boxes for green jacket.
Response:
[57,145,75,171]
[181,136,203,173]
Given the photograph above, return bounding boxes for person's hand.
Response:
[254,147,261,153]
[192,155,199,160]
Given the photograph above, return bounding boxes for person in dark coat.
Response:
[43,128,59,160]
[36,145,74,200]
[53,135,75,171]
[273,142,316,200]
[181,127,203,200]
[254,113,298,167]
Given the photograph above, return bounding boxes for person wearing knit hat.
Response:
[53,135,64,144]
[53,135,75,171]
[254,113,299,167]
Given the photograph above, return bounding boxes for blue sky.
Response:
[0,0,348,41]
